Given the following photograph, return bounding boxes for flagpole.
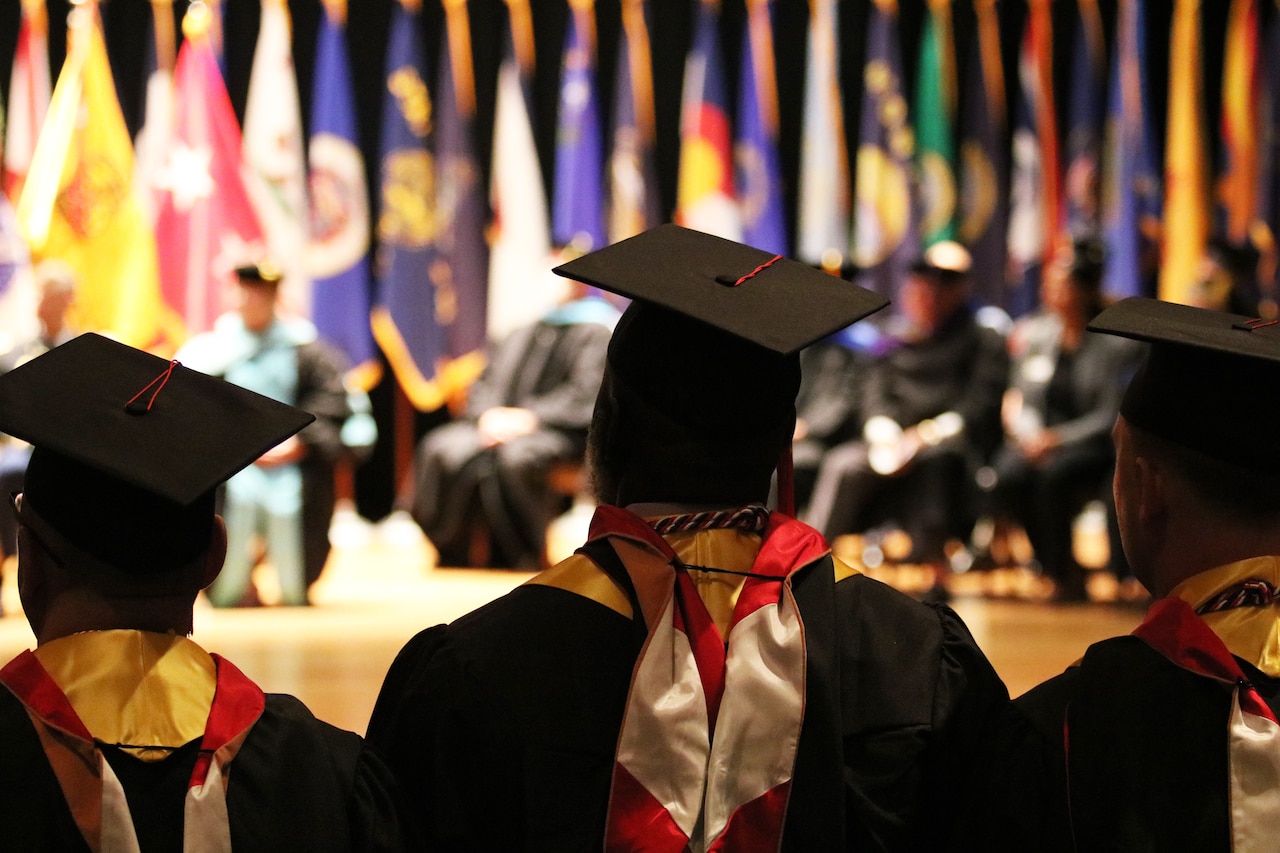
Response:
[150,0,175,73]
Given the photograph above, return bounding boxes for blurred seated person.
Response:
[177,261,352,607]
[407,282,620,569]
[984,242,1144,602]
[1189,236,1264,317]
[0,334,406,850]
[0,259,80,598]
[783,331,873,512]
[804,242,1008,596]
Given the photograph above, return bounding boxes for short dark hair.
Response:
[1128,422,1280,524]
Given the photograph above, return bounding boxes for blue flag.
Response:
[735,0,787,254]
[852,0,916,300]
[308,4,378,389]
[433,3,489,395]
[370,3,449,411]
[1063,0,1106,240]
[1102,0,1161,299]
[553,3,606,253]
[608,0,662,243]
[1006,2,1059,316]
[958,0,1009,308]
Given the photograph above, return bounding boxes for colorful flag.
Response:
[308,0,378,389]
[433,0,489,398]
[1101,0,1161,299]
[796,0,849,271]
[15,2,176,351]
[371,0,448,411]
[851,0,914,298]
[4,0,51,203]
[608,0,662,244]
[241,0,310,318]
[1159,0,1210,304]
[676,0,740,240]
[914,0,957,247]
[1006,0,1060,316]
[0,192,37,351]
[152,3,266,340]
[958,0,1009,308]
[487,0,557,340]
[553,0,606,253]
[735,0,787,254]
[1218,0,1261,246]
[1063,0,1107,239]
[133,0,177,225]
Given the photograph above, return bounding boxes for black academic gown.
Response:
[971,628,1280,851]
[367,541,1008,851]
[0,687,407,853]
[408,319,613,568]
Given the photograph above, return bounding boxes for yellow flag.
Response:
[1159,0,1210,304]
[16,3,178,351]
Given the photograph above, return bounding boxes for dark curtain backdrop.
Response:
[0,0,1240,517]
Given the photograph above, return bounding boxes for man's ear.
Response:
[16,525,51,637]
[201,516,228,591]
[1133,454,1168,527]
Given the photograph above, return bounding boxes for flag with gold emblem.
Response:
[16,2,178,351]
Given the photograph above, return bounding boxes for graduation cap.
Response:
[1088,297,1280,471]
[553,224,889,510]
[552,223,888,356]
[0,333,314,575]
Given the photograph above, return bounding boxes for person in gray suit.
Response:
[986,242,1144,601]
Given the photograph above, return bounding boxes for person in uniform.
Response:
[367,225,1009,851]
[405,282,619,569]
[0,333,406,852]
[178,261,352,606]
[804,241,1008,598]
[970,297,1280,850]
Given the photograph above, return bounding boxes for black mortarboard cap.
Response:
[1089,297,1280,471]
[0,333,314,574]
[552,223,888,356]
[553,224,888,507]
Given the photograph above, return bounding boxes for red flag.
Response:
[152,4,265,339]
[3,0,52,203]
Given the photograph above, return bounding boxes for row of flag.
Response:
[0,0,496,411]
[2,0,1280,418]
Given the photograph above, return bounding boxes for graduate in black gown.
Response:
[406,283,619,569]
[0,335,407,853]
[368,225,1010,851]
[804,242,1008,598]
[966,298,1280,851]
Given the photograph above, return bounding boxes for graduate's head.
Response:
[234,259,284,332]
[555,225,888,508]
[0,334,312,636]
[1090,298,1280,591]
[1043,239,1106,321]
[901,241,971,333]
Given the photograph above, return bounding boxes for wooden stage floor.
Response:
[0,508,1146,737]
